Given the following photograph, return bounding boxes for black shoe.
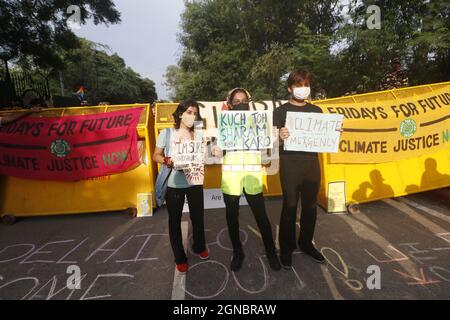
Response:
[279,253,292,269]
[299,244,326,264]
[267,253,281,271]
[230,251,245,272]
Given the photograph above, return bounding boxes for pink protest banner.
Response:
[0,107,144,181]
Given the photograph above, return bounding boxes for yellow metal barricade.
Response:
[0,104,159,220]
[315,82,450,211]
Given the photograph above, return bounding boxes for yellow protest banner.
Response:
[317,86,450,163]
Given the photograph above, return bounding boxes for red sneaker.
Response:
[198,250,209,260]
[176,263,188,273]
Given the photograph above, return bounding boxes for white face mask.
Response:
[292,87,311,101]
[181,113,196,128]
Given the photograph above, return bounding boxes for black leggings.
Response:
[223,190,277,255]
[279,156,321,255]
[166,186,206,264]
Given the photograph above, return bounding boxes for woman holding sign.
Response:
[214,88,281,272]
[273,69,329,268]
[153,100,208,274]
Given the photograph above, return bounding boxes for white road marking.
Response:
[383,198,448,235]
[397,197,450,223]
[171,221,189,300]
[247,225,262,239]
[275,224,280,251]
[319,264,345,300]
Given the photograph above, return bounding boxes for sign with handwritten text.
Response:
[172,140,204,170]
[171,140,205,185]
[284,112,344,153]
[218,111,273,150]
[183,164,204,185]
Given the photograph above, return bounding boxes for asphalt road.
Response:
[0,189,449,300]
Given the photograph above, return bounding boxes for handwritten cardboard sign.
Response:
[183,164,204,185]
[218,111,273,150]
[172,140,204,169]
[284,112,344,153]
[171,140,205,185]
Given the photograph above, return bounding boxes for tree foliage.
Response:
[1,1,157,105]
[165,0,449,101]
[0,0,121,68]
[48,39,157,104]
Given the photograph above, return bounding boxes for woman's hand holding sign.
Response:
[163,156,174,168]
[211,145,223,158]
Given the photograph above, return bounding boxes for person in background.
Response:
[29,98,47,109]
[213,88,281,272]
[379,57,409,91]
[153,100,208,274]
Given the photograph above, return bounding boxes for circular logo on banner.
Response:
[400,119,417,138]
[50,139,71,158]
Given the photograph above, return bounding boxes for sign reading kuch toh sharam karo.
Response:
[218,111,273,150]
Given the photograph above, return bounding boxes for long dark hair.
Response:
[172,99,203,130]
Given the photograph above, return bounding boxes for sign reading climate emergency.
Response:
[284,112,344,153]
[318,87,450,163]
[0,107,144,180]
